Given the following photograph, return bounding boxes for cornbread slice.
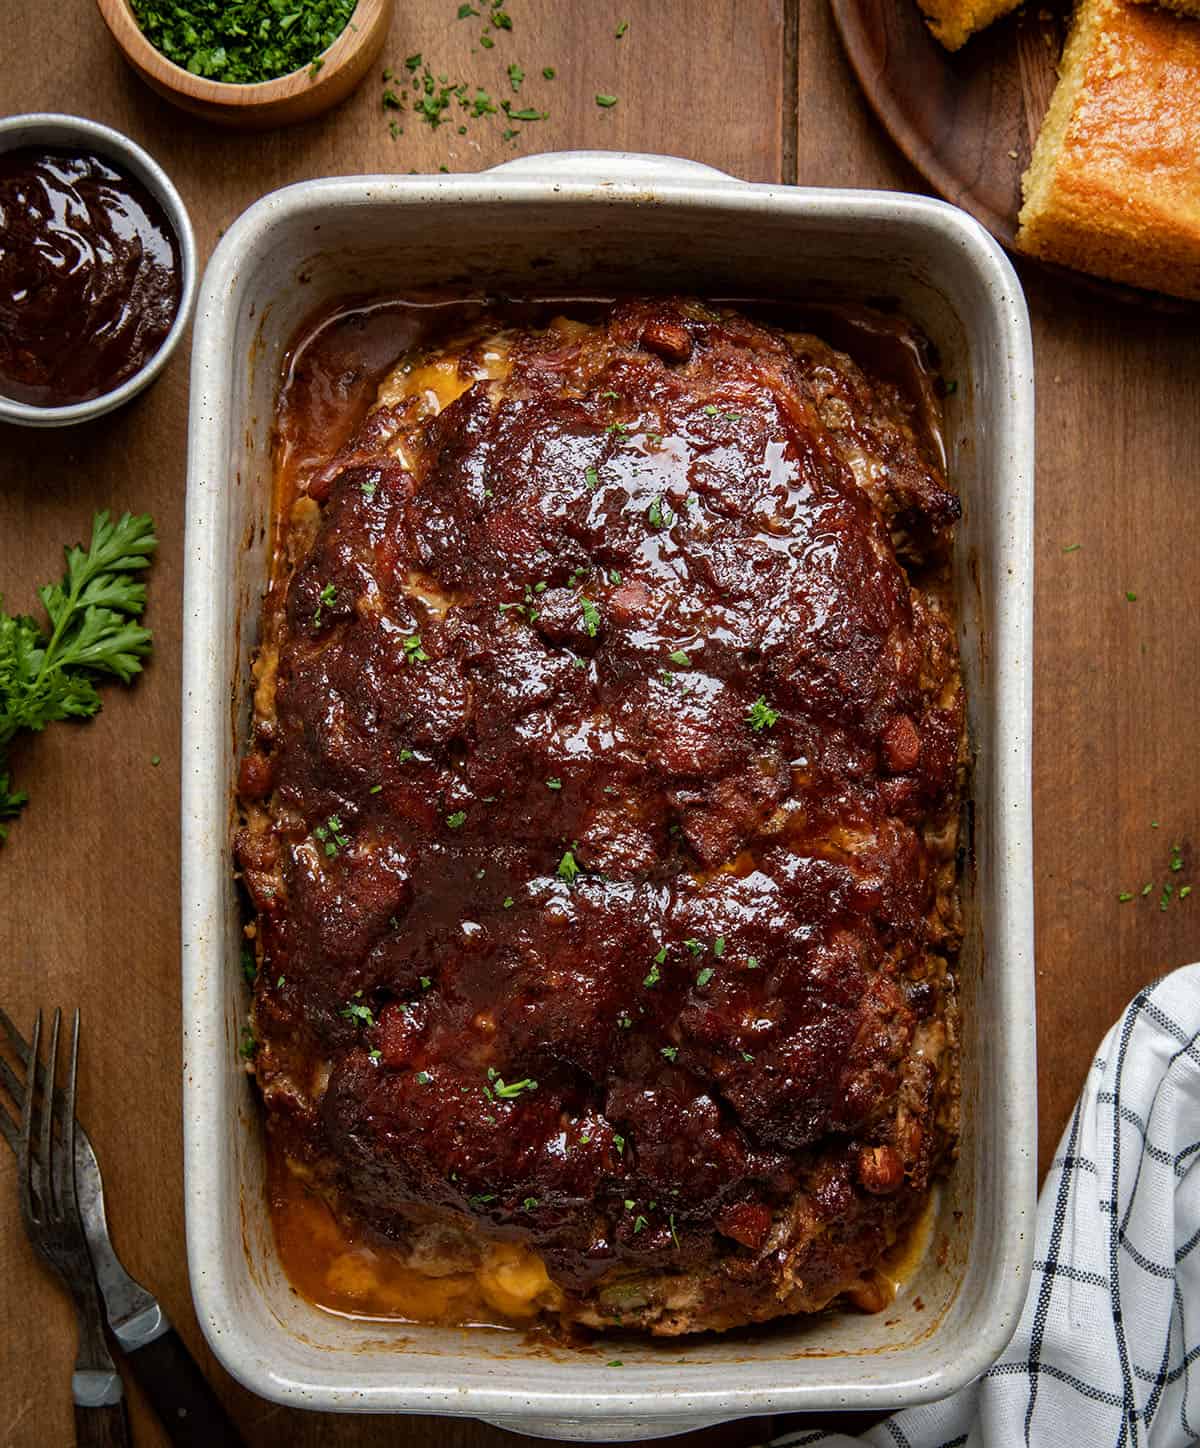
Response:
[917,0,1024,50]
[1017,0,1200,299]
[1131,0,1200,14]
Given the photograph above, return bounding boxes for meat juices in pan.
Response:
[237,297,963,1334]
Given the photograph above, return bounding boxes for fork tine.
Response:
[41,1009,61,1218]
[59,1011,81,1228]
[17,1009,41,1226]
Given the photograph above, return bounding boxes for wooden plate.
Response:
[829,0,1195,312]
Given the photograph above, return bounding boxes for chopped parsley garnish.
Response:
[313,581,337,626]
[505,105,547,121]
[1171,843,1184,872]
[613,1132,626,1154]
[668,650,691,666]
[617,1011,633,1029]
[523,1196,539,1210]
[580,597,601,636]
[369,783,383,794]
[546,777,563,790]
[648,496,674,530]
[493,1076,537,1099]
[1182,886,1193,900]
[503,895,515,908]
[747,696,780,731]
[446,810,467,829]
[557,849,580,883]
[340,1000,375,1028]
[458,2,478,15]
[420,975,432,990]
[654,946,668,964]
[129,0,357,85]
[403,634,429,664]
[1118,892,1134,902]
[276,975,285,989]
[241,944,256,984]
[542,65,556,78]
[469,1192,497,1205]
[660,1046,678,1061]
[615,19,629,36]
[414,1070,432,1084]
[684,938,704,955]
[399,748,416,763]
[1062,543,1081,553]
[747,956,760,969]
[633,1214,648,1233]
[585,465,600,490]
[713,936,726,957]
[742,1051,755,1062]
[596,93,618,107]
[1125,590,1138,602]
[368,1048,382,1063]
[507,62,524,90]
[313,813,349,858]
[239,1026,257,1060]
[643,962,661,987]
[696,967,714,988]
[609,569,622,585]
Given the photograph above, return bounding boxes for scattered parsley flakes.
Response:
[613,1132,626,1154]
[596,93,618,107]
[340,999,375,1028]
[1062,543,1081,553]
[507,62,524,90]
[1125,590,1138,602]
[633,1214,648,1233]
[369,783,383,794]
[313,581,337,626]
[585,464,600,490]
[696,966,714,988]
[457,2,478,14]
[1118,892,1134,902]
[239,1025,257,1060]
[542,65,556,78]
[1182,886,1193,900]
[403,634,429,664]
[684,938,704,955]
[648,496,674,530]
[742,1051,755,1062]
[313,813,349,858]
[150,753,160,766]
[1171,843,1184,872]
[446,810,467,829]
[493,1076,537,1098]
[581,597,601,637]
[368,1048,382,1063]
[415,1070,432,1084]
[503,895,515,909]
[660,1045,678,1061]
[747,696,779,732]
[546,777,563,790]
[608,1360,624,1368]
[241,944,256,984]
[615,19,629,36]
[643,962,661,987]
[747,956,760,969]
[557,849,581,884]
[668,650,690,666]
[523,1196,539,1210]
[713,936,726,957]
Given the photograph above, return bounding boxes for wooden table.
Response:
[3,2,1199,1444]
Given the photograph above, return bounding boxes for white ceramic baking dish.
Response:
[181,150,1036,1441]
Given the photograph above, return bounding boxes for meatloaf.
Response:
[235,297,964,1335]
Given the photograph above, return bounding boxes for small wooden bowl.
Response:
[96,0,393,129]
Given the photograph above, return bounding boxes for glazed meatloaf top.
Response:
[236,297,964,1335]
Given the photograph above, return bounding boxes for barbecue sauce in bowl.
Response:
[0,147,181,407]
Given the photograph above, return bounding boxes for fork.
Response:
[0,1008,245,1447]
[10,1009,131,1446]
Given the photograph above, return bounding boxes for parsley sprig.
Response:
[0,512,156,844]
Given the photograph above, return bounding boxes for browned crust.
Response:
[1017,0,1200,299]
[914,0,1023,51]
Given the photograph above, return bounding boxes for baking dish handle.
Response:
[486,150,736,185]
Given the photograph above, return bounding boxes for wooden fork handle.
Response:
[74,1399,131,1448]
[124,1327,245,1446]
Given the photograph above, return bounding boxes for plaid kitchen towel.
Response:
[769,963,1200,1448]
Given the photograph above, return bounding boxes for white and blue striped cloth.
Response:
[770,964,1200,1448]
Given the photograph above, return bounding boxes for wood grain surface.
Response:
[3,2,1200,1445]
